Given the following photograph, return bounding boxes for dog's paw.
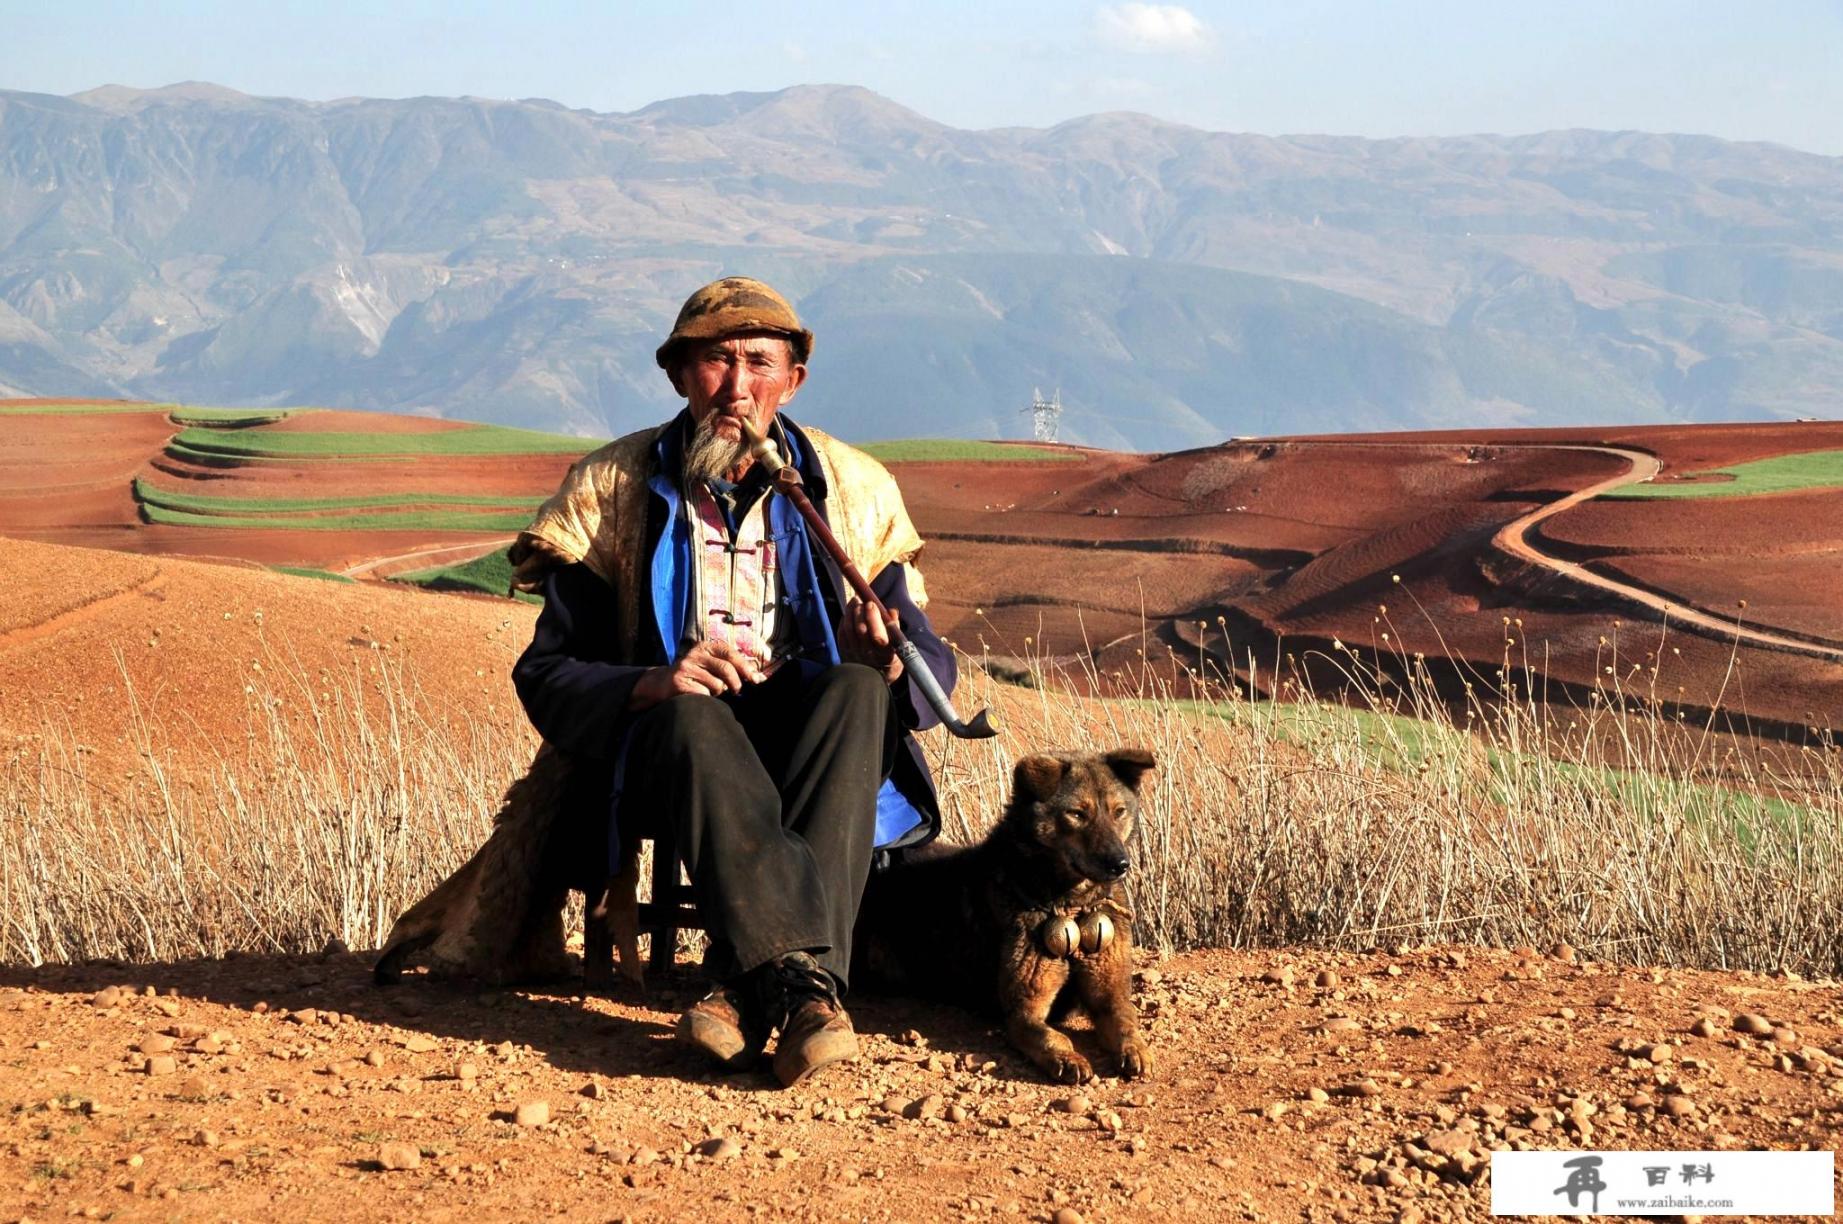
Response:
[1049,1051,1095,1085]
[1116,1036,1152,1080]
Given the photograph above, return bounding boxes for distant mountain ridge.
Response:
[3,82,1841,448]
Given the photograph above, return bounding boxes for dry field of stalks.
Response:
[5,600,1839,977]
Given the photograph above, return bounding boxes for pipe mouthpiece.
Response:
[733,414,785,472]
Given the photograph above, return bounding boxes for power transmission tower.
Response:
[1023,387,1063,443]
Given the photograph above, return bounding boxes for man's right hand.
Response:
[629,639,766,710]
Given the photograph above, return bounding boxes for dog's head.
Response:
[1004,748,1156,887]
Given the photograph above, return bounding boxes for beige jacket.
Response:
[510,419,929,656]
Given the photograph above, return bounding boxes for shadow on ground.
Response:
[0,950,1055,1091]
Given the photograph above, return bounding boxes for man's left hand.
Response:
[840,598,903,683]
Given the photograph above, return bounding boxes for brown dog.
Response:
[853,748,1155,1084]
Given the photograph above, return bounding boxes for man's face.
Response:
[671,332,807,442]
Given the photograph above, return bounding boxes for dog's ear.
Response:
[1012,754,1068,801]
[1103,748,1157,792]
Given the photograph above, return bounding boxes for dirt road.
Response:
[1490,444,1843,661]
[340,538,516,580]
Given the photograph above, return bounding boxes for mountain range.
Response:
[3,81,1842,448]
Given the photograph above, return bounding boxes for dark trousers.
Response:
[622,662,893,990]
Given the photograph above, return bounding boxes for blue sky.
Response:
[6,0,1842,154]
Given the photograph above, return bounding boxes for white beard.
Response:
[683,415,751,484]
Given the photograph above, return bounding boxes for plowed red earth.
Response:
[0,412,177,521]
[898,428,1842,733]
[147,454,579,500]
[1534,490,1843,646]
[0,536,536,786]
[5,402,1841,737]
[1595,554,1843,647]
[257,409,470,435]
[5,946,1841,1223]
[19,524,526,575]
[1538,490,1843,558]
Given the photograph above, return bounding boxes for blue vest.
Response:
[631,419,928,850]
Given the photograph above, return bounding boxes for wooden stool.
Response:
[639,825,701,973]
[581,826,701,983]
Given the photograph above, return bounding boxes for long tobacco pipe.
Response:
[735,414,998,740]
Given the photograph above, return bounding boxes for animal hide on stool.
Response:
[373,744,581,986]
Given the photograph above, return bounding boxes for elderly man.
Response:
[507,277,954,1087]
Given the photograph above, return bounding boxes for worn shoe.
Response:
[676,984,768,1073]
[759,952,858,1087]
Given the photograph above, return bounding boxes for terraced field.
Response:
[165,421,592,463]
[898,420,1843,736]
[1,400,591,583]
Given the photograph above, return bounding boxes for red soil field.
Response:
[1595,553,1843,647]
[4,400,1840,736]
[1312,420,1843,470]
[0,535,538,787]
[257,408,472,434]
[906,428,1841,736]
[1533,487,1843,648]
[1538,489,1843,557]
[923,542,1250,620]
[27,523,521,575]
[148,452,580,500]
[0,411,176,522]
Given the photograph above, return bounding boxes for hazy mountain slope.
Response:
[3,83,1841,446]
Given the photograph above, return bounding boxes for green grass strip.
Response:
[1168,696,1442,774]
[170,423,597,459]
[272,566,357,584]
[1605,449,1843,499]
[142,503,532,532]
[169,407,300,427]
[860,439,1081,463]
[1172,694,1816,850]
[393,548,541,604]
[134,477,543,515]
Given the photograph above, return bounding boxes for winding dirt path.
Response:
[1490,445,1843,662]
[340,537,516,580]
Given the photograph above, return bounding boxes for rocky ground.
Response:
[3,943,1839,1223]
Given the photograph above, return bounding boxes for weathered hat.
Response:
[654,276,813,369]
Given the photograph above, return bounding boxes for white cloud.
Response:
[1094,4,1212,54]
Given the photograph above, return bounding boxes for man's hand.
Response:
[629,640,766,710]
[839,598,903,684]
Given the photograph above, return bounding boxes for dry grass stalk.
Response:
[3,616,1838,975]
[1,646,530,966]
